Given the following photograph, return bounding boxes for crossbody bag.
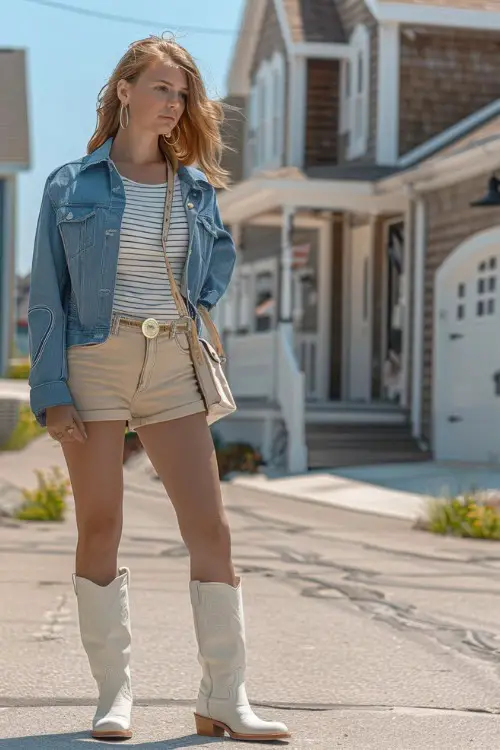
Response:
[160,159,236,425]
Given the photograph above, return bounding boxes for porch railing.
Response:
[226,331,276,399]
[276,327,308,474]
[225,329,308,474]
[295,332,319,400]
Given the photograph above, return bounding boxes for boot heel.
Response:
[194,714,225,737]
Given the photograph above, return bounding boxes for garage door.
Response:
[435,228,500,463]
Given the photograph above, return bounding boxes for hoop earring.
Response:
[119,103,129,129]
[164,128,180,146]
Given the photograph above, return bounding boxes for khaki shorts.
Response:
[67,317,206,430]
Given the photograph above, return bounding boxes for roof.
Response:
[282,0,346,43]
[398,98,500,168]
[0,49,30,169]
[438,114,500,158]
[307,164,399,181]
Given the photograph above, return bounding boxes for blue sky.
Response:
[1,0,244,274]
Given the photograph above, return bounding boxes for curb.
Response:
[229,474,428,522]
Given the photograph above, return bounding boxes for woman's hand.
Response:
[46,405,87,444]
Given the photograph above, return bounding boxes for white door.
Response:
[435,237,500,463]
[348,224,372,401]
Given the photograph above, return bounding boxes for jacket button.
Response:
[187,202,194,209]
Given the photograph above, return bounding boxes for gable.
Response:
[282,0,346,42]
[250,0,287,78]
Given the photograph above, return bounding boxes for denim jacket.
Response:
[28,137,235,426]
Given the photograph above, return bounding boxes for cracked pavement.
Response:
[1,471,500,748]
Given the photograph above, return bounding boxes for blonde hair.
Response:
[87,35,229,189]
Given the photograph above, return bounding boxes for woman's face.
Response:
[118,58,188,137]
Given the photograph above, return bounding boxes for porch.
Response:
[215,170,425,472]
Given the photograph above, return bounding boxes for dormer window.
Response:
[340,25,370,160]
[247,52,285,173]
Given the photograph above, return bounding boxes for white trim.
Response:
[273,0,294,54]
[347,25,371,160]
[398,98,500,170]
[227,0,267,96]
[293,42,351,59]
[376,23,400,165]
[317,221,333,400]
[249,52,286,174]
[377,3,500,31]
[411,198,425,440]
[378,134,500,195]
[219,176,408,225]
[287,55,307,167]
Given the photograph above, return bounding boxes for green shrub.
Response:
[216,442,262,480]
[7,361,30,379]
[420,493,500,540]
[15,467,70,522]
[1,405,44,451]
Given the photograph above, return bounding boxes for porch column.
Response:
[411,198,426,440]
[224,222,241,333]
[280,206,295,342]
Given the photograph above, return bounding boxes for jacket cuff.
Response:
[29,380,74,427]
[198,291,218,311]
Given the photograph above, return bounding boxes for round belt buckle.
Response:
[142,318,160,339]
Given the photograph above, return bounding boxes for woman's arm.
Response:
[28,176,74,426]
[198,196,236,311]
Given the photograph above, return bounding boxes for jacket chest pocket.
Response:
[56,206,96,259]
[197,214,218,240]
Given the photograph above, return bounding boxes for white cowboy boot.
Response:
[190,578,290,741]
[73,567,133,739]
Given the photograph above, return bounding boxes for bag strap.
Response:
[160,159,226,360]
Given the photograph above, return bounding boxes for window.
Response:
[343,25,370,160]
[476,256,497,318]
[247,52,285,173]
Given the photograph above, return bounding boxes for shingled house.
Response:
[213,0,500,473]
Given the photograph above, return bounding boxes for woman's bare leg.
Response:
[136,413,235,585]
[62,420,127,585]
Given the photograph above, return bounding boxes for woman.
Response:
[28,36,290,743]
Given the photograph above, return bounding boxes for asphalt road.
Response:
[1,471,500,748]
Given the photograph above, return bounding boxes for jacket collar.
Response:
[82,137,211,190]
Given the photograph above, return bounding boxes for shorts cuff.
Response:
[77,409,131,423]
[130,400,206,430]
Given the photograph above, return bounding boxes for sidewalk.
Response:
[3,430,500,524]
[231,461,500,522]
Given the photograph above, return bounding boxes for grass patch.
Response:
[419,492,500,540]
[7,361,30,379]
[15,467,70,522]
[0,405,44,451]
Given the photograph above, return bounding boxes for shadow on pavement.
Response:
[0,732,282,747]
[0,733,289,746]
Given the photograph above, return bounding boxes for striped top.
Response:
[112,174,189,322]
